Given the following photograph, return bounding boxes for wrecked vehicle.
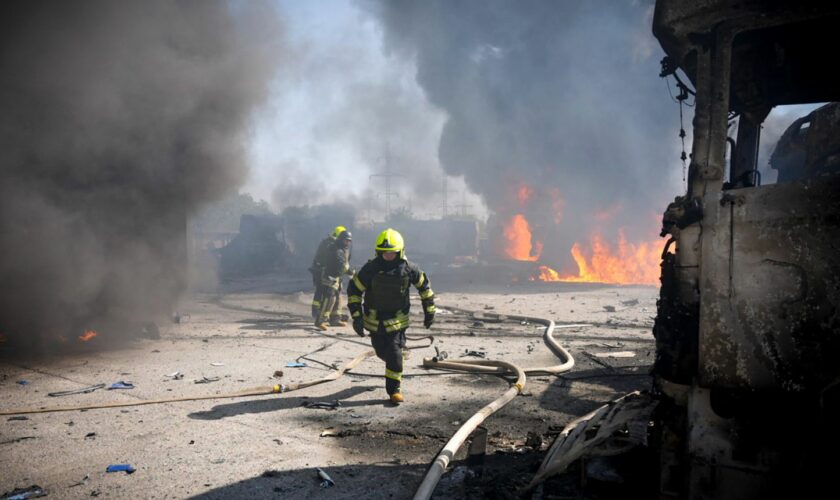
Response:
[651,1,840,498]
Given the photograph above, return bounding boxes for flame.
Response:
[533,232,664,285]
[79,329,98,342]
[517,184,534,206]
[503,214,542,261]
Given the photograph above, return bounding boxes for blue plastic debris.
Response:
[285,362,306,368]
[16,380,29,386]
[107,381,134,390]
[105,464,136,474]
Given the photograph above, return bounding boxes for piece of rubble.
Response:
[317,468,335,488]
[48,383,106,397]
[194,377,220,384]
[603,305,616,312]
[620,299,639,307]
[2,484,47,499]
[592,351,636,358]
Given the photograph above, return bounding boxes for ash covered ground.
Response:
[0,276,656,499]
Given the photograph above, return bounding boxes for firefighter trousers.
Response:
[370,326,406,395]
[314,283,341,325]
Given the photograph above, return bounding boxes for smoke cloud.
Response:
[360,0,685,271]
[0,1,281,350]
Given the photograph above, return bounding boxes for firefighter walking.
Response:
[311,227,354,330]
[347,228,435,404]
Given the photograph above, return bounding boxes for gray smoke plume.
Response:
[361,0,684,271]
[0,1,281,351]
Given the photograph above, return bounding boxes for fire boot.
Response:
[390,391,404,404]
[315,322,329,331]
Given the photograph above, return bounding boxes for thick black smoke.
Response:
[0,1,281,350]
[362,0,683,271]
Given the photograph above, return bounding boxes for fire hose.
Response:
[0,350,376,416]
[413,307,585,500]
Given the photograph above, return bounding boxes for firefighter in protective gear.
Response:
[310,225,347,320]
[347,228,435,404]
[312,228,354,330]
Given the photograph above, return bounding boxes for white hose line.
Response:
[412,306,582,498]
[425,306,584,375]
[413,360,526,500]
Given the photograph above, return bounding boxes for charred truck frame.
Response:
[651,1,840,498]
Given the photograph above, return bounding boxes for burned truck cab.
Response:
[651,2,840,498]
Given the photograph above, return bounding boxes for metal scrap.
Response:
[194,376,220,384]
[302,400,341,410]
[48,383,106,397]
[317,468,335,488]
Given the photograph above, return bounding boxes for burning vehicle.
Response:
[649,1,840,498]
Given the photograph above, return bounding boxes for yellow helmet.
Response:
[332,225,347,238]
[375,228,405,258]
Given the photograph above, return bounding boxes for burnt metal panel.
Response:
[698,174,840,391]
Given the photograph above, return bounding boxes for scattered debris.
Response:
[303,400,341,410]
[472,321,484,328]
[525,431,544,450]
[462,350,486,358]
[317,468,335,488]
[520,320,529,325]
[272,370,284,378]
[16,380,28,386]
[483,305,494,310]
[620,299,639,307]
[210,362,225,367]
[194,377,220,384]
[603,305,616,312]
[107,381,134,390]
[7,416,29,421]
[285,362,306,368]
[581,351,616,372]
[68,475,90,488]
[165,372,184,380]
[48,383,106,397]
[85,433,96,439]
[0,436,36,445]
[105,464,136,474]
[1,485,47,499]
[592,351,636,358]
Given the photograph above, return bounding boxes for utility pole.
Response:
[440,176,457,219]
[452,189,473,218]
[369,144,402,222]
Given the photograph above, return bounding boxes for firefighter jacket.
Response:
[316,239,352,290]
[347,256,435,333]
[310,236,334,276]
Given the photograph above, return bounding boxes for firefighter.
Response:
[313,229,354,330]
[309,225,346,320]
[347,228,435,404]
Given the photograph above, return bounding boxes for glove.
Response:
[424,312,435,329]
[353,317,365,337]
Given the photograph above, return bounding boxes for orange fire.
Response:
[533,232,664,285]
[503,214,542,261]
[79,329,98,342]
